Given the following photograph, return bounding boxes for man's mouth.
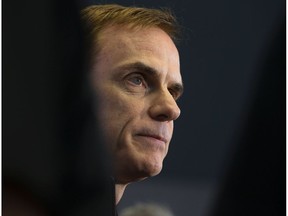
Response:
[136,133,168,144]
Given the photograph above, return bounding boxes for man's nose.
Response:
[148,90,181,122]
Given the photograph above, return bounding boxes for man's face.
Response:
[91,25,183,184]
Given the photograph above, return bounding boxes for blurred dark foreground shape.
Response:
[208,16,285,216]
[3,1,114,215]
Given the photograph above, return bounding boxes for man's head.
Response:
[81,4,183,184]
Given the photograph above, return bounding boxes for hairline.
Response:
[81,4,181,67]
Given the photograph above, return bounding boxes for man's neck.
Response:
[115,183,128,205]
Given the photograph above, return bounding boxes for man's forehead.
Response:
[97,24,176,49]
[94,24,181,85]
[97,25,179,59]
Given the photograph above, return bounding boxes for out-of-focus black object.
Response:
[209,17,286,216]
[3,1,114,215]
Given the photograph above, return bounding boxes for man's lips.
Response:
[136,133,168,144]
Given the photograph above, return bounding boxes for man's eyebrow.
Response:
[117,62,158,76]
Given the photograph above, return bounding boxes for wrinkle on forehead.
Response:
[98,25,178,55]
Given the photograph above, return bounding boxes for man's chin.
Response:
[114,165,163,184]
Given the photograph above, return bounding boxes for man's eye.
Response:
[169,91,176,99]
[127,75,144,86]
[168,89,179,101]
